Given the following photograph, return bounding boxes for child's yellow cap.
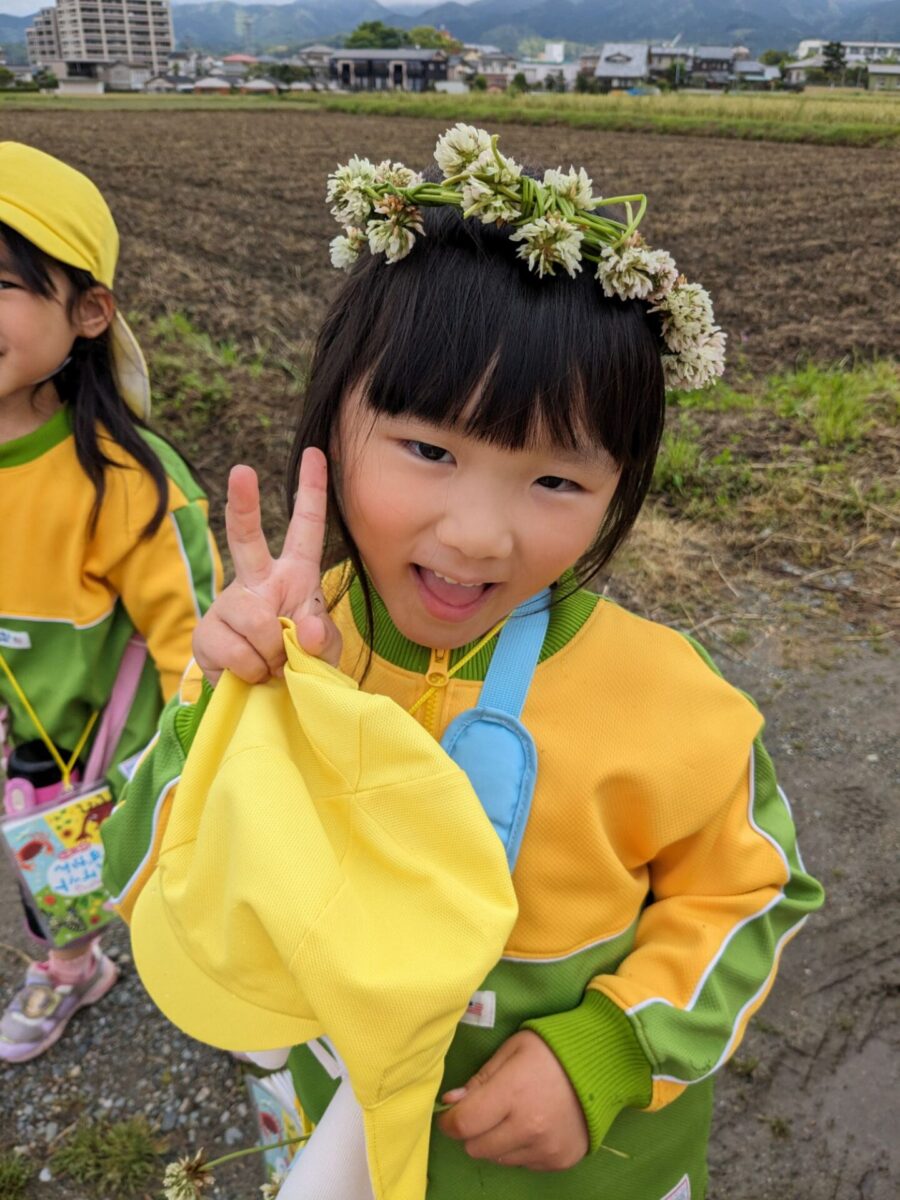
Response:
[0,141,150,418]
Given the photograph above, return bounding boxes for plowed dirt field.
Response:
[1,109,897,1200]
[6,109,899,373]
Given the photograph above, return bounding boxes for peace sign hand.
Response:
[193,448,342,687]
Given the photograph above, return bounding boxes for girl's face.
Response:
[0,245,112,414]
[336,392,622,650]
[0,252,77,409]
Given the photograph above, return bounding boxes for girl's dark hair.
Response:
[288,181,666,643]
[0,221,169,537]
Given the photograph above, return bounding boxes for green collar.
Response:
[0,405,73,469]
[348,573,598,680]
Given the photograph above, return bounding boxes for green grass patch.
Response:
[50,1117,164,1198]
[2,88,898,146]
[0,1150,32,1199]
[764,359,899,448]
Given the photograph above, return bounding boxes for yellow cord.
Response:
[407,617,508,717]
[0,649,98,790]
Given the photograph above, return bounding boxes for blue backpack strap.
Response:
[441,591,549,872]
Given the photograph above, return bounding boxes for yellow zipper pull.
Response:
[418,647,450,737]
[426,646,449,689]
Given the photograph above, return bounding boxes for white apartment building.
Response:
[26,8,60,65]
[27,0,173,75]
[795,38,900,62]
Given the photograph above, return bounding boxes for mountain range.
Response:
[3,0,900,57]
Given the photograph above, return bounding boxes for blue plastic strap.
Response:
[441,590,550,871]
[477,589,550,718]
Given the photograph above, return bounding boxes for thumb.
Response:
[442,1036,520,1104]
[295,613,342,669]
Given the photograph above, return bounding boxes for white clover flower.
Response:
[374,160,423,189]
[653,282,716,351]
[662,328,727,390]
[260,1172,287,1200]
[642,248,679,300]
[326,155,377,226]
[366,205,425,264]
[329,226,367,271]
[470,146,522,187]
[460,177,521,225]
[510,215,584,279]
[434,123,493,177]
[596,243,676,301]
[163,1153,214,1200]
[543,166,594,209]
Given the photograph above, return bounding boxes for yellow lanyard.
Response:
[407,617,508,718]
[0,649,98,791]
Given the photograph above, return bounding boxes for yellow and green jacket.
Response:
[102,568,823,1200]
[0,406,222,792]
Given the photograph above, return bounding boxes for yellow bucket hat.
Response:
[0,141,150,418]
[129,621,518,1200]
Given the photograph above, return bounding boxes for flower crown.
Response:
[326,123,725,391]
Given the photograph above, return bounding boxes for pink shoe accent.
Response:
[0,946,118,1064]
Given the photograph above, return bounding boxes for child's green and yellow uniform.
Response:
[103,568,823,1200]
[0,406,221,790]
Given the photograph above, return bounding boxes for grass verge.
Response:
[1,89,898,146]
[612,359,899,635]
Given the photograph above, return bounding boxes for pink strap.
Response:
[83,636,148,784]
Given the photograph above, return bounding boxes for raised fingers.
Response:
[226,465,273,588]
[282,447,329,574]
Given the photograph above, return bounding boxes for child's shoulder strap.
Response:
[441,591,549,872]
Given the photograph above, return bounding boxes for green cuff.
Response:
[173,676,215,754]
[522,989,653,1152]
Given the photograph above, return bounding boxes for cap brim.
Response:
[110,312,151,420]
[130,868,321,1053]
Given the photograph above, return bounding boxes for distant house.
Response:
[868,63,900,91]
[193,75,231,95]
[99,60,151,91]
[690,45,739,86]
[219,53,256,81]
[732,60,781,88]
[648,44,691,79]
[594,43,649,88]
[145,73,178,93]
[471,49,517,89]
[330,48,447,92]
[239,77,279,94]
[296,43,334,85]
[783,54,827,85]
[167,50,199,79]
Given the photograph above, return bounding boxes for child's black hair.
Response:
[288,186,667,642]
[0,220,169,538]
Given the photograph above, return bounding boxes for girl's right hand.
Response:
[193,448,342,686]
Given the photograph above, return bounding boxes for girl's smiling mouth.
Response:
[413,565,496,621]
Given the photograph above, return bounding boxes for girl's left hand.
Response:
[436,1030,589,1171]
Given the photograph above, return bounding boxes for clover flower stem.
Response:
[489,135,506,174]
[575,214,628,235]
[204,1133,312,1173]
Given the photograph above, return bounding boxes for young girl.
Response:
[105,127,823,1198]
[0,142,221,1062]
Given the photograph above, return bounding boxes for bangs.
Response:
[339,205,664,468]
[0,222,56,296]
